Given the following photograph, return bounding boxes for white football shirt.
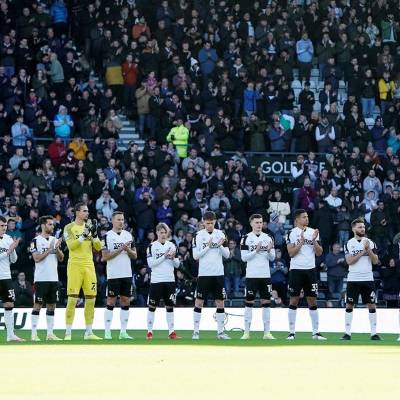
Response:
[345,237,375,282]
[30,235,59,282]
[287,227,319,270]
[192,229,229,276]
[147,240,179,283]
[0,234,17,280]
[240,232,275,278]
[104,230,133,279]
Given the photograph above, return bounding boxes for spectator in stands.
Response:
[270,248,288,306]
[13,272,33,307]
[54,105,74,140]
[296,32,313,82]
[166,118,189,158]
[324,243,346,301]
[380,258,400,307]
[223,239,242,298]
[315,114,335,153]
[11,115,31,147]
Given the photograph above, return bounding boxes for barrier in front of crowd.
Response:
[1,308,398,333]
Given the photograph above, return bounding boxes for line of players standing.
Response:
[0,207,396,341]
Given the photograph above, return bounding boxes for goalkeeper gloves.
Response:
[82,223,91,238]
[90,219,98,238]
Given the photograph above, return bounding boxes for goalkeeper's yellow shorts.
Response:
[67,264,97,296]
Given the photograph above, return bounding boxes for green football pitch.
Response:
[1,331,399,400]
[1,329,400,345]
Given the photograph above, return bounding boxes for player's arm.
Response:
[172,257,180,268]
[91,237,103,251]
[367,241,379,265]
[101,247,124,262]
[146,244,166,268]
[240,236,257,261]
[192,234,211,260]
[125,237,137,259]
[64,224,85,251]
[266,238,276,262]
[312,229,323,257]
[345,251,366,265]
[218,234,229,258]
[287,231,304,257]
[4,238,20,263]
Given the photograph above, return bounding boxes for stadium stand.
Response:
[0,0,400,309]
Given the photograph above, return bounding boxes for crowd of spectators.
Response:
[1,0,400,308]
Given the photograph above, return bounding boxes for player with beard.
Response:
[342,218,381,340]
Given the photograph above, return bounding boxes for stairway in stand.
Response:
[118,115,145,151]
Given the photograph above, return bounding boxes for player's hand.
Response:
[90,219,98,238]
[7,238,20,254]
[168,247,176,258]
[267,241,274,252]
[299,231,305,245]
[122,241,132,251]
[54,237,63,250]
[363,240,370,251]
[256,241,262,252]
[217,238,225,247]
[208,237,213,247]
[83,223,91,238]
[312,229,319,241]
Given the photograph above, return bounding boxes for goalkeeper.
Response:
[63,203,102,340]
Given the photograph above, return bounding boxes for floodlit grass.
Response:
[1,331,399,400]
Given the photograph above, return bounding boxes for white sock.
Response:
[262,306,271,333]
[85,324,93,335]
[104,307,113,333]
[309,308,319,335]
[31,312,39,336]
[369,311,377,336]
[5,309,14,338]
[120,308,129,333]
[46,312,54,335]
[193,308,202,333]
[216,310,225,334]
[345,310,353,335]
[288,307,297,334]
[166,310,174,334]
[147,309,155,333]
[244,306,253,333]
[66,325,72,335]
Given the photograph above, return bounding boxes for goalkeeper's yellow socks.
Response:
[65,297,78,334]
[84,298,96,333]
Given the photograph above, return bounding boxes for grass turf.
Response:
[0,342,399,400]
[1,330,399,345]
